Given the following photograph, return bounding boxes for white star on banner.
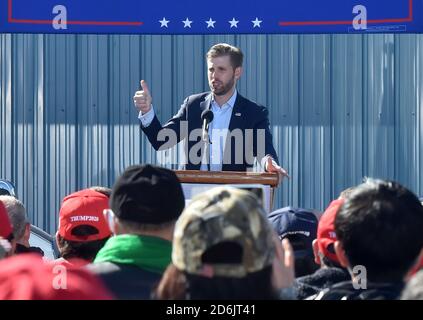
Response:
[228,18,239,28]
[251,17,262,28]
[159,17,170,28]
[182,18,193,28]
[205,18,216,28]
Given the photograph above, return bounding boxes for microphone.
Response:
[201,109,214,143]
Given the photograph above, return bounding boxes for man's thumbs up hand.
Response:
[140,80,150,95]
[134,80,152,114]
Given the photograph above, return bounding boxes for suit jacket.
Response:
[141,92,279,171]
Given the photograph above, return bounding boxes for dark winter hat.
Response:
[111,165,185,224]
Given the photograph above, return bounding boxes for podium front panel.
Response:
[181,183,271,213]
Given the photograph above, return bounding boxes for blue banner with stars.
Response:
[1,0,422,34]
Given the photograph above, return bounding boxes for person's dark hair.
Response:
[318,241,343,268]
[335,179,423,283]
[0,189,11,196]
[6,232,14,243]
[285,234,318,277]
[15,243,44,256]
[57,225,109,261]
[89,186,112,198]
[154,264,278,300]
[401,269,423,300]
[320,254,342,269]
[291,257,318,278]
[206,43,243,69]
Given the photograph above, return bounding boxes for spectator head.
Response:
[334,179,423,283]
[0,200,15,256]
[313,199,344,268]
[161,186,277,299]
[108,164,185,241]
[268,207,318,277]
[56,189,111,262]
[0,254,113,299]
[0,195,30,246]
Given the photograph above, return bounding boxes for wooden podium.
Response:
[174,170,279,212]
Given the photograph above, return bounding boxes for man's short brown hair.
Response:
[206,43,243,69]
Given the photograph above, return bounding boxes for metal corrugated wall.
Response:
[1,34,422,234]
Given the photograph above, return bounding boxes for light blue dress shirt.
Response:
[200,90,237,171]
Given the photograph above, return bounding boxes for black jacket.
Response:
[87,262,162,299]
[15,243,44,256]
[141,92,279,171]
[309,280,404,300]
[295,266,350,300]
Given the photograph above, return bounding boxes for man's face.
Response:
[207,55,241,96]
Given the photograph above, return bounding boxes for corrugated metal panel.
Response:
[1,34,423,234]
[331,35,364,200]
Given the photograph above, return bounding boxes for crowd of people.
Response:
[1,164,423,300]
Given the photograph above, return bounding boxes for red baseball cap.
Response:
[0,254,114,300]
[316,199,344,264]
[0,200,13,239]
[58,189,111,242]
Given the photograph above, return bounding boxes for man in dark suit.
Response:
[134,43,288,181]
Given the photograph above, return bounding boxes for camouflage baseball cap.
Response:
[172,186,275,278]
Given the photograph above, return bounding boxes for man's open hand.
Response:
[266,157,289,185]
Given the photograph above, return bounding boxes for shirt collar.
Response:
[211,89,237,110]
